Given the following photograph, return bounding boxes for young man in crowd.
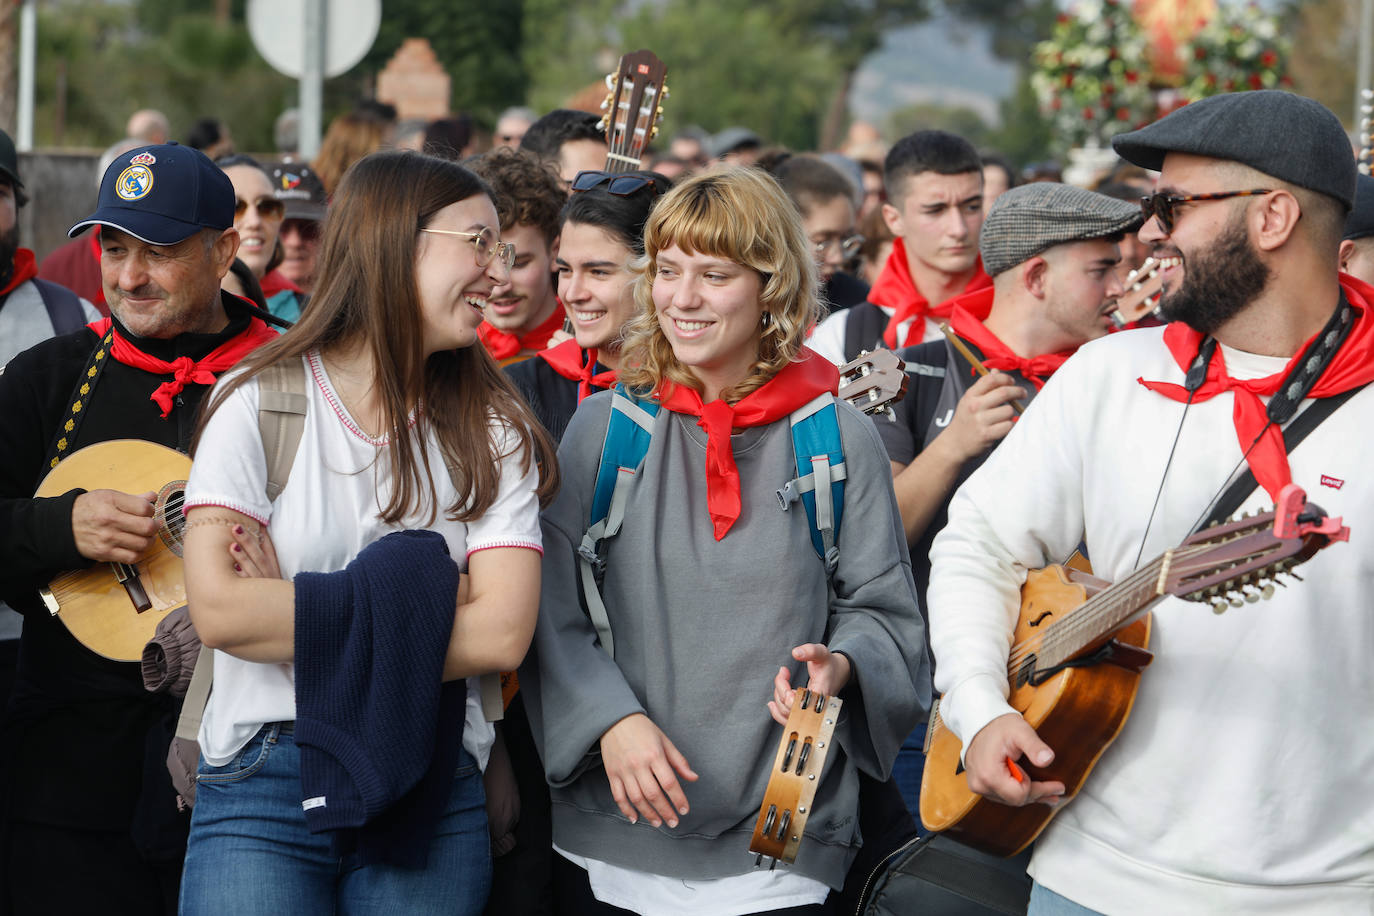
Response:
[929,90,1374,913]
[878,182,1137,817]
[519,109,608,185]
[809,129,992,365]
[0,143,275,913]
[467,147,568,365]
[773,153,871,312]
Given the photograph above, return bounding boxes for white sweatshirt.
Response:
[928,325,1374,913]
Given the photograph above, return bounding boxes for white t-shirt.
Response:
[807,304,940,366]
[184,351,542,768]
[553,845,829,916]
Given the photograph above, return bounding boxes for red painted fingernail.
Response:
[234,525,244,534]
[234,563,241,572]
[232,543,242,552]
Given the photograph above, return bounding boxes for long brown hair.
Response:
[196,150,558,524]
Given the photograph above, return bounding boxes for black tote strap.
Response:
[1199,384,1367,530]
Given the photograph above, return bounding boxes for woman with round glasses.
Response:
[522,167,927,914]
[178,150,557,913]
[506,169,670,445]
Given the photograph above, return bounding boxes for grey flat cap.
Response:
[1113,91,1355,210]
[980,182,1142,277]
[1343,174,1374,241]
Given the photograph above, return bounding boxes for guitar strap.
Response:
[43,327,115,470]
[1197,384,1367,531]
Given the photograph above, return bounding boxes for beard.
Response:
[0,223,19,288]
[1156,214,1270,335]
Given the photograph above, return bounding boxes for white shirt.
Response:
[807,304,941,366]
[929,327,1374,913]
[185,351,542,768]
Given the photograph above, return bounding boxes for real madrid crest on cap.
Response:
[116,151,157,201]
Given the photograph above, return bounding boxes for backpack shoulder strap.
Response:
[776,393,848,575]
[257,358,308,502]
[32,279,87,336]
[843,303,890,364]
[578,385,661,658]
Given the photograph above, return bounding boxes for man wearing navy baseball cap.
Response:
[925,90,1374,914]
[0,142,276,913]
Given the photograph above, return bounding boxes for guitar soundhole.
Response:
[156,481,188,557]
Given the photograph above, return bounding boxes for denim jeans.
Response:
[1028,882,1106,916]
[179,723,491,915]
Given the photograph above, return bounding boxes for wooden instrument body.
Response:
[920,565,1152,857]
[35,440,191,661]
[749,690,842,865]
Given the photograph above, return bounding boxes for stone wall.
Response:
[17,149,103,262]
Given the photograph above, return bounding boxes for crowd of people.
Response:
[1,85,1372,916]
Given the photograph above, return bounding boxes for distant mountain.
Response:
[850,13,1018,129]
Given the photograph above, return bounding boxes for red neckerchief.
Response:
[86,234,107,307]
[478,306,565,362]
[1138,275,1374,501]
[657,348,839,540]
[947,297,1075,390]
[870,238,992,349]
[87,311,277,417]
[538,338,616,401]
[0,248,38,296]
[259,269,302,298]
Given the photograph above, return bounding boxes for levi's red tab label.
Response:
[1320,475,1345,490]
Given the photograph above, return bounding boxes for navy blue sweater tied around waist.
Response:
[294,528,467,868]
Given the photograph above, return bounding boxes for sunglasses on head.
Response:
[235,196,286,221]
[571,170,660,197]
[1138,188,1272,234]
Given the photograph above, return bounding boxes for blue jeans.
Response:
[1028,882,1106,915]
[179,723,491,915]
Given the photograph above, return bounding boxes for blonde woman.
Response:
[523,167,928,915]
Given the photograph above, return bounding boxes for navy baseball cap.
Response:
[69,142,235,245]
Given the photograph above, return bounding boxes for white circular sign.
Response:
[247,0,381,79]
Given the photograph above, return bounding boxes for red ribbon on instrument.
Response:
[1138,275,1374,501]
[87,314,277,417]
[948,298,1074,390]
[870,238,992,349]
[538,338,616,402]
[477,307,565,362]
[657,348,839,540]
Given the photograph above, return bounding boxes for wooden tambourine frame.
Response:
[749,689,842,867]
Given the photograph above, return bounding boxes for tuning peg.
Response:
[1261,583,1275,600]
[604,73,616,90]
[1242,586,1261,604]
[1229,594,1244,609]
[1211,598,1229,615]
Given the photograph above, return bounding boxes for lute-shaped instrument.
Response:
[920,483,1349,856]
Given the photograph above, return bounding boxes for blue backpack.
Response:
[576,384,848,657]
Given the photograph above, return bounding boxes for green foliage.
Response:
[520,0,622,116]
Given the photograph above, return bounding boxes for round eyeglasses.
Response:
[419,225,516,270]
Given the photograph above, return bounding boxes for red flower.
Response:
[1057,13,1069,24]
[1206,73,1217,87]
[1125,70,1139,83]
[1116,107,1130,121]
[1225,79,1236,91]
[1261,49,1277,68]
[1195,47,1207,60]
[1280,75,1294,87]
[1248,73,1263,90]
[1064,72,1074,88]
[1083,107,1095,119]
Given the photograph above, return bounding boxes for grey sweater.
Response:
[521,390,930,890]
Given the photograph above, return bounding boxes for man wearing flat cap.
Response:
[0,143,276,913]
[925,90,1374,913]
[876,182,1137,809]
